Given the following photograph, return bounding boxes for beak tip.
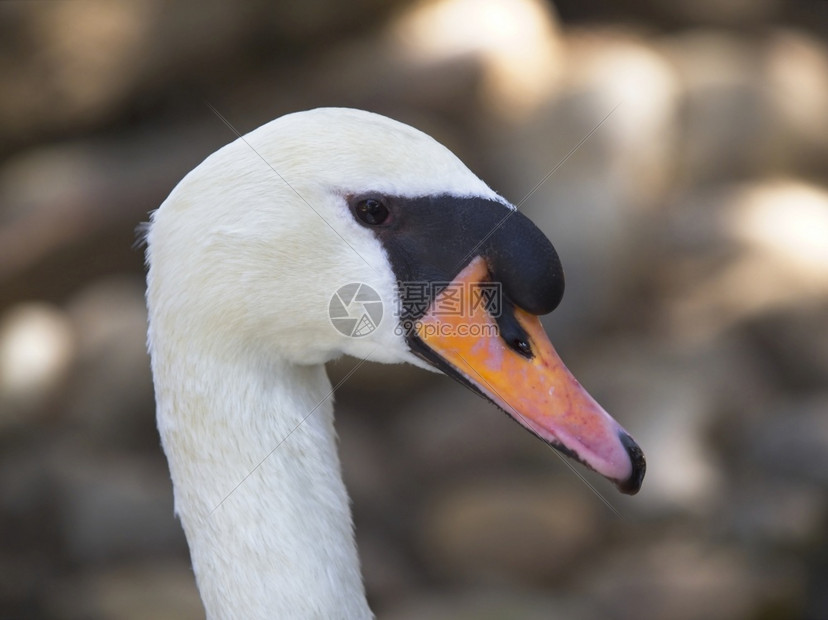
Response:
[615,431,646,495]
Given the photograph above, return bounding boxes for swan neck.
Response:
[154,349,371,618]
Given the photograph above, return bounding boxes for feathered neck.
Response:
[150,336,371,618]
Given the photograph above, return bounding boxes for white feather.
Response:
[146,108,505,618]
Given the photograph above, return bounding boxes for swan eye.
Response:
[355,198,389,225]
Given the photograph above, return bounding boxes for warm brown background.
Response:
[1,1,827,618]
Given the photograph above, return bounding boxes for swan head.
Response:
[146,107,644,494]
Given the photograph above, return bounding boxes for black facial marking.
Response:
[347,193,564,325]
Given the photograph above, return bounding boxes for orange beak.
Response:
[411,257,645,494]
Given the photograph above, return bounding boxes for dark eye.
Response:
[355,198,389,226]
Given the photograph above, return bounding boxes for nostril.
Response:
[493,300,534,359]
[512,338,532,358]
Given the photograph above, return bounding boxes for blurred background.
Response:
[1,0,827,618]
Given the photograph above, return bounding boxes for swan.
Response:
[144,107,645,618]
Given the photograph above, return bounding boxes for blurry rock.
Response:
[391,381,535,478]
[47,561,202,620]
[728,180,828,278]
[338,410,397,511]
[649,0,780,26]
[743,394,828,486]
[64,276,155,449]
[390,0,564,120]
[51,447,184,563]
[358,531,419,609]
[0,127,219,303]
[486,31,679,344]
[559,29,680,208]
[666,179,828,341]
[419,477,601,585]
[579,536,792,620]
[0,302,74,429]
[581,337,739,517]
[0,1,156,143]
[743,303,828,391]
[661,31,770,183]
[764,29,828,171]
[0,438,61,585]
[285,0,566,180]
[329,357,432,401]
[384,588,593,620]
[723,478,826,548]
[0,553,48,618]
[0,0,411,148]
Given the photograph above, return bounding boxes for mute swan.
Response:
[145,107,645,618]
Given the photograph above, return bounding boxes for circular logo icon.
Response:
[329,283,383,337]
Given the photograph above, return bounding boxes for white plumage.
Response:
[146,107,644,619]
[146,108,506,618]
